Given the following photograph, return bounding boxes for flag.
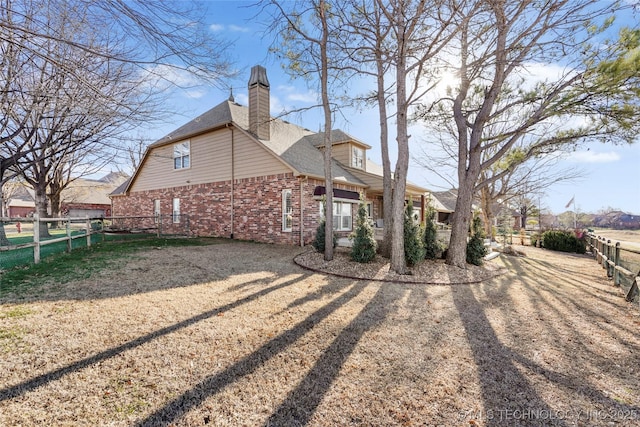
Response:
[565,196,575,209]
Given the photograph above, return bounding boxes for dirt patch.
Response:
[1,242,639,426]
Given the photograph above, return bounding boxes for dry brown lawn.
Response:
[1,242,639,427]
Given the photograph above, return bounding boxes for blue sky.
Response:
[139,1,640,215]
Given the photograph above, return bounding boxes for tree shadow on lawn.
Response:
[0,242,306,303]
[0,271,310,403]
[133,279,401,427]
[454,252,640,426]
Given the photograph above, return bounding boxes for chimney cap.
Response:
[248,65,270,88]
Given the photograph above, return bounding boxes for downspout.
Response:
[230,125,235,239]
[300,177,306,247]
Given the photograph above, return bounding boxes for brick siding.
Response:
[111,173,369,245]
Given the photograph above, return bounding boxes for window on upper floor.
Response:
[352,146,364,169]
[173,141,190,169]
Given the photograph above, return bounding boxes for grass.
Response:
[0,306,33,319]
[0,326,26,353]
[1,243,639,426]
[0,237,223,295]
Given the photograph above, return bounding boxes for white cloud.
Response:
[567,150,621,163]
[276,85,318,104]
[139,64,202,90]
[184,89,207,99]
[228,24,250,33]
[209,23,224,32]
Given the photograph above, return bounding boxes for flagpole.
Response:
[573,197,577,229]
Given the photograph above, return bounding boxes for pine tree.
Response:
[467,215,488,266]
[313,198,336,252]
[404,201,425,267]
[350,194,377,263]
[423,204,442,259]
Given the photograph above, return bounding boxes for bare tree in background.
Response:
[262,0,347,261]
[1,0,234,242]
[418,0,640,268]
[366,0,462,274]
[0,0,234,86]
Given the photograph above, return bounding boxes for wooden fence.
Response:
[585,233,640,307]
[1,214,190,266]
[1,215,99,264]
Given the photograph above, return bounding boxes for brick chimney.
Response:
[248,65,270,140]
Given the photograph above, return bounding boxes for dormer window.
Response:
[173,141,190,169]
[352,146,364,169]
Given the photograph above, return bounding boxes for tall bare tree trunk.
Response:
[479,186,493,238]
[376,50,393,259]
[33,182,50,238]
[319,0,333,261]
[389,7,409,274]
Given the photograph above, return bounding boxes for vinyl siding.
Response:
[330,143,350,166]
[130,127,290,192]
[234,132,291,179]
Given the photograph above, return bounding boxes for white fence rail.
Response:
[1,214,96,264]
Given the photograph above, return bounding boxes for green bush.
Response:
[350,196,377,263]
[541,230,586,254]
[423,205,442,260]
[467,215,488,266]
[312,220,336,253]
[404,201,425,267]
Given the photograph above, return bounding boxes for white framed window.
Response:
[352,146,364,169]
[282,189,293,232]
[172,198,180,223]
[154,199,161,223]
[173,141,190,169]
[332,201,352,231]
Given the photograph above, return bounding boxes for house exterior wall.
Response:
[131,128,290,192]
[330,143,351,167]
[112,174,368,245]
[8,206,34,217]
[62,203,111,217]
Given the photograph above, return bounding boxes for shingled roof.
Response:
[145,100,365,186]
[300,130,372,149]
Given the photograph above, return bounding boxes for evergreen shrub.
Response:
[350,195,377,263]
[404,201,425,267]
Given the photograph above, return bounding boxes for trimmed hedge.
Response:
[541,230,586,254]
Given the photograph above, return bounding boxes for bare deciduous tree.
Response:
[262,0,350,261]
[418,0,639,268]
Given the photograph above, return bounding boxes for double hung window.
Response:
[173,141,190,169]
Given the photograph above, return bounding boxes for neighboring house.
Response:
[7,198,35,218]
[429,189,522,230]
[429,190,458,224]
[61,172,129,217]
[110,65,429,245]
[2,172,128,218]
